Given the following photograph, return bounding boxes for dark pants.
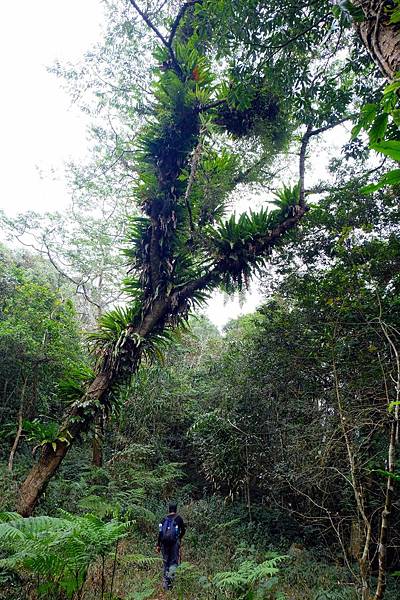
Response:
[161,541,180,590]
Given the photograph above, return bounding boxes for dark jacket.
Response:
[157,513,186,546]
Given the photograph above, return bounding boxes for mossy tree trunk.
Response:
[354,0,400,81]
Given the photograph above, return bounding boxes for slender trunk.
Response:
[333,357,372,598]
[101,554,105,600]
[8,413,23,473]
[245,440,252,523]
[3,379,8,402]
[374,319,399,600]
[109,540,119,600]
[8,378,28,472]
[92,413,104,468]
[374,419,397,600]
[354,0,400,81]
[92,303,105,468]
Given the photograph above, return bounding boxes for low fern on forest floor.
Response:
[0,510,131,599]
[1,499,399,599]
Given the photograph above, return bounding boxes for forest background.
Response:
[0,1,400,599]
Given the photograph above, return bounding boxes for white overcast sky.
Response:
[0,0,104,216]
[0,1,347,329]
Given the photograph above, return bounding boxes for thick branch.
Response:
[168,1,202,46]
[176,204,309,303]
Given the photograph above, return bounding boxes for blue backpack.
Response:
[160,516,179,545]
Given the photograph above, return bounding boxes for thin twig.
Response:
[127,0,183,77]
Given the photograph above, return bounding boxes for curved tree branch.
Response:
[127,0,183,77]
[168,0,203,46]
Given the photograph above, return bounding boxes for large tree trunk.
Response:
[17,372,113,516]
[17,299,170,516]
[17,440,70,517]
[354,0,400,81]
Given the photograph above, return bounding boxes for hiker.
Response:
[156,502,186,591]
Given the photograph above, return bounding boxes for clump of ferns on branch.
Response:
[85,8,300,384]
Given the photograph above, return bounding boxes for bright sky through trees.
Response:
[0,0,104,215]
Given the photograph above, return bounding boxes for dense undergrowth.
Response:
[2,487,392,600]
[1,456,399,600]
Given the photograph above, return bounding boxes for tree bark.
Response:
[17,439,70,517]
[354,0,400,81]
[8,378,28,472]
[17,371,113,516]
[92,413,104,468]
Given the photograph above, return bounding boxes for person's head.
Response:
[168,502,177,514]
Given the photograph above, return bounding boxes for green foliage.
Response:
[22,419,72,452]
[353,75,400,192]
[58,364,95,404]
[388,0,400,24]
[0,247,86,465]
[361,168,400,193]
[332,1,365,24]
[213,554,287,599]
[0,511,130,599]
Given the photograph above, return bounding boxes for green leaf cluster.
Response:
[0,513,130,598]
[353,76,400,193]
[213,554,287,599]
[0,511,130,599]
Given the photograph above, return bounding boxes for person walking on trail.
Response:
[156,503,186,591]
